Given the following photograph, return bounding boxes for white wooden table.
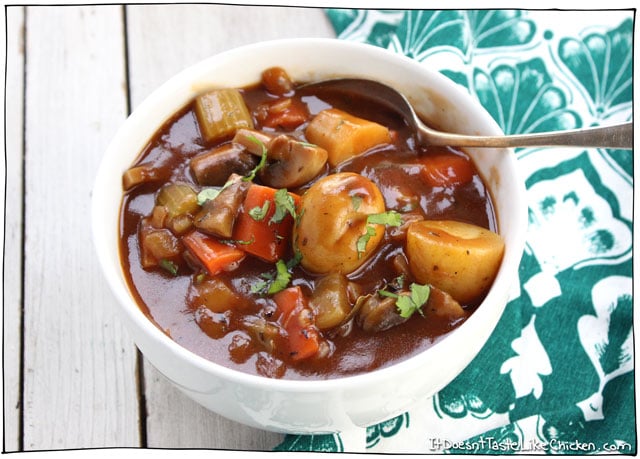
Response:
[4,4,335,452]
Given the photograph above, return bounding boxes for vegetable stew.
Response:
[119,67,504,380]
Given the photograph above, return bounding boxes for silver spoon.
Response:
[299,78,633,150]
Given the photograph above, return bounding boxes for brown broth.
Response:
[119,76,497,380]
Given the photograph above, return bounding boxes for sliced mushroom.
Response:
[354,283,465,334]
[232,128,274,156]
[190,143,258,186]
[424,285,466,320]
[355,293,409,333]
[193,174,250,238]
[259,135,328,189]
[232,130,328,188]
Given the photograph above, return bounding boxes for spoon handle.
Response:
[422,122,633,149]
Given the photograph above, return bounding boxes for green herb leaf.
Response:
[395,295,415,318]
[367,211,402,227]
[270,188,297,224]
[410,283,431,311]
[250,279,269,294]
[267,259,292,295]
[355,211,403,257]
[219,236,254,246]
[356,225,378,258]
[196,187,221,205]
[159,259,178,276]
[396,283,431,318]
[286,250,303,270]
[377,289,399,299]
[243,135,268,182]
[377,274,406,298]
[351,195,363,211]
[249,201,270,221]
[252,252,301,296]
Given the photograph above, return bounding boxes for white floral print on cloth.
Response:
[274,9,634,454]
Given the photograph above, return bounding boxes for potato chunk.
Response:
[294,172,385,274]
[305,108,391,166]
[406,220,505,305]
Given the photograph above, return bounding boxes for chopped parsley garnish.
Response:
[351,195,363,211]
[286,249,303,270]
[356,225,378,256]
[250,279,269,294]
[219,236,254,246]
[377,289,398,299]
[394,283,431,318]
[243,135,268,182]
[267,259,292,295]
[196,187,222,205]
[248,188,297,224]
[356,210,403,257]
[366,211,403,226]
[377,282,431,318]
[159,259,179,276]
[249,201,271,221]
[251,253,302,296]
[270,188,297,224]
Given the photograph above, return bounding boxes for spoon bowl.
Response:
[300,78,633,150]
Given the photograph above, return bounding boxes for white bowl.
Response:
[92,38,527,435]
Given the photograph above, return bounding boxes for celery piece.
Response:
[195,88,254,143]
[167,214,193,235]
[156,183,199,219]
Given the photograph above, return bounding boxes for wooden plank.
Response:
[125,4,334,449]
[22,5,140,450]
[142,370,288,451]
[126,3,336,108]
[3,6,26,453]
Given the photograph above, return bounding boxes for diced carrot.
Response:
[232,184,300,263]
[182,231,245,276]
[273,287,320,361]
[420,153,475,187]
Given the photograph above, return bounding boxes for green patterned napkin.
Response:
[275,9,634,454]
